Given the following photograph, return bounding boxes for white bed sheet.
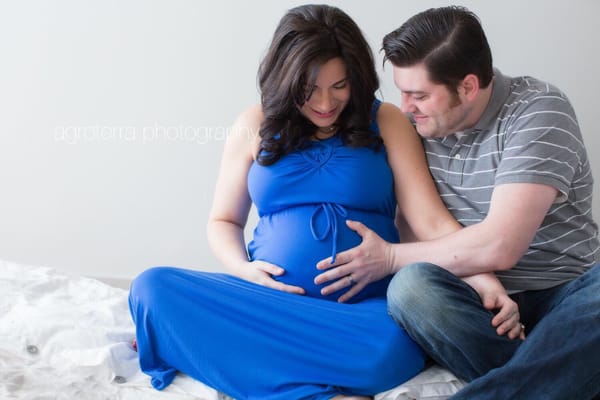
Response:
[0,260,465,400]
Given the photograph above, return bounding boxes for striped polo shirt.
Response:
[423,70,599,292]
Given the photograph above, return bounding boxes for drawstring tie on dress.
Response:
[309,203,348,263]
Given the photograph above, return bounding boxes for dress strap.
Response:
[369,99,382,136]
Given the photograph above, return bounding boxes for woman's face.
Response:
[299,57,351,131]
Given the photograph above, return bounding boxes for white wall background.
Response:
[0,0,598,280]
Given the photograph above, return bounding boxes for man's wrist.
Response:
[386,243,399,275]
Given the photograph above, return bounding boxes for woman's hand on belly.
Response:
[239,260,306,295]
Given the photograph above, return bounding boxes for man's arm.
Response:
[315,182,557,292]
[392,182,557,276]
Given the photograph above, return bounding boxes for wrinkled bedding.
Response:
[0,260,465,400]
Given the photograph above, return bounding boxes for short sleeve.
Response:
[494,85,583,203]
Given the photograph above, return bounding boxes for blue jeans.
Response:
[387,262,600,400]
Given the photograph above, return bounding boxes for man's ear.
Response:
[459,74,480,101]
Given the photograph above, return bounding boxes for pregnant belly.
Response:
[247,205,398,302]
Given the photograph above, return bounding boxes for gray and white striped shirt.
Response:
[423,70,599,292]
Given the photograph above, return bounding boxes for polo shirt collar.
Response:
[470,68,512,132]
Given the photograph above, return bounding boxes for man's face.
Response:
[393,63,472,138]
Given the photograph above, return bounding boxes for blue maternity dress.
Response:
[129,101,425,399]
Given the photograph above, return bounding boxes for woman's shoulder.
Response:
[235,104,264,130]
[230,104,264,157]
[374,101,413,138]
[375,101,406,121]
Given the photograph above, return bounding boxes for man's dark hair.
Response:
[382,6,493,93]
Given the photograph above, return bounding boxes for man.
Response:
[314,6,599,399]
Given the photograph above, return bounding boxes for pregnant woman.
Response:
[129,5,519,400]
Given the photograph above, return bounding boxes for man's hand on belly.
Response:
[314,220,393,302]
